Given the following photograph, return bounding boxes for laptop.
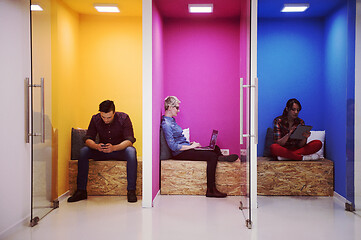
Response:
[194,130,218,150]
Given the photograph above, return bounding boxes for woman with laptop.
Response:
[161,96,238,198]
[270,98,322,160]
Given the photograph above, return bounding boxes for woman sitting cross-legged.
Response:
[161,96,239,198]
[270,98,322,161]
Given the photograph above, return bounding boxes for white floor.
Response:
[2,195,361,240]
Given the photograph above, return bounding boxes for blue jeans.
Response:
[77,146,137,191]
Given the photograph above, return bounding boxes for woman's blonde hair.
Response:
[164,96,181,111]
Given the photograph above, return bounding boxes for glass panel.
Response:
[239,0,256,229]
[31,0,55,226]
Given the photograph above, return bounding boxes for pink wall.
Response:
[163,18,247,155]
[152,2,164,199]
[239,0,250,151]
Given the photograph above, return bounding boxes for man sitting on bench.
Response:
[68,100,138,203]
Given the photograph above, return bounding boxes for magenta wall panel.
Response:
[163,18,246,155]
[152,2,164,199]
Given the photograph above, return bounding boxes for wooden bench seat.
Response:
[160,157,334,196]
[161,159,247,196]
[69,159,142,196]
[257,157,334,196]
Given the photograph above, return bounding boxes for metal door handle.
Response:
[254,77,258,145]
[240,77,258,144]
[240,78,243,144]
[27,78,45,143]
[40,78,45,143]
[25,78,30,143]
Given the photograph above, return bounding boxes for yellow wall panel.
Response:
[51,0,80,196]
[77,15,142,152]
[51,1,142,197]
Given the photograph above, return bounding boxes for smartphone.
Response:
[101,144,107,148]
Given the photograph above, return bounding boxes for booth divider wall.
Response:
[151,1,164,200]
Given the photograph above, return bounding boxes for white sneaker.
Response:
[277,156,289,161]
[302,154,320,161]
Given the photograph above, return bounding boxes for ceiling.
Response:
[61,0,142,16]
[155,0,346,19]
[55,0,345,18]
[258,0,346,18]
[154,0,244,18]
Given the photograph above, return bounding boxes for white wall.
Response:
[0,0,31,235]
[355,0,361,212]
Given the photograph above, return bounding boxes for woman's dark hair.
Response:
[99,100,115,113]
[282,98,302,117]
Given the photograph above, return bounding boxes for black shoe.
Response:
[206,187,227,198]
[218,154,239,162]
[67,189,87,203]
[127,190,137,203]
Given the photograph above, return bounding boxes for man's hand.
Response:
[99,143,114,153]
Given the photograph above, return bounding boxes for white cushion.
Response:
[182,128,190,142]
[306,130,325,159]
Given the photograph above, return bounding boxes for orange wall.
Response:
[51,0,80,196]
[51,1,142,197]
[76,15,142,152]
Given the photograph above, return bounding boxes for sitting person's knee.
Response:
[79,146,91,156]
[270,143,279,154]
[124,146,137,158]
[310,140,322,151]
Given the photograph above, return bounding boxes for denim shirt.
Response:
[161,116,190,156]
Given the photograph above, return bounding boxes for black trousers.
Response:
[173,147,221,189]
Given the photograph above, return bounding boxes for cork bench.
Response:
[69,159,142,196]
[68,128,142,196]
[257,157,334,196]
[161,159,247,196]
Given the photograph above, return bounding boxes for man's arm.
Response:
[85,138,104,151]
[102,140,133,153]
[122,114,136,143]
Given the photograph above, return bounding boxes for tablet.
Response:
[290,125,312,139]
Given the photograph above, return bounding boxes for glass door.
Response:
[239,0,258,229]
[30,0,57,226]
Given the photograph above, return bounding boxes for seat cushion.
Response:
[71,128,87,160]
[160,128,173,160]
[263,127,274,157]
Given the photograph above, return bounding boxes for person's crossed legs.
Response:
[270,140,322,160]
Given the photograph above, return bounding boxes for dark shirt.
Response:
[273,115,304,149]
[84,112,136,145]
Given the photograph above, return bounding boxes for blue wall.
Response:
[324,2,356,200]
[324,4,348,198]
[258,18,325,156]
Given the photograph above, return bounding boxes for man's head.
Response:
[99,100,115,124]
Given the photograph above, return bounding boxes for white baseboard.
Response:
[0,214,30,239]
[57,190,70,203]
[333,191,352,207]
[152,190,161,207]
[0,191,71,239]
